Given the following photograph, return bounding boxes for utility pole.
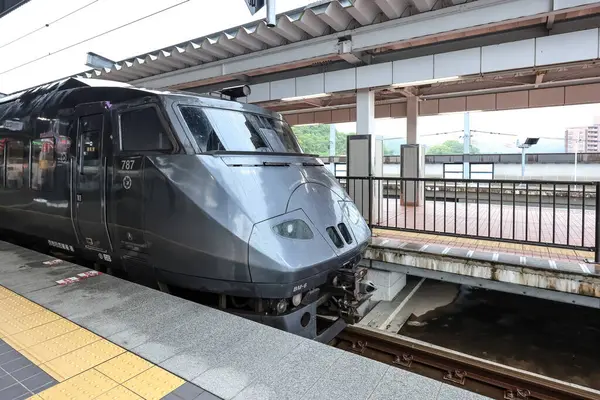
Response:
[517,138,540,179]
[463,112,470,179]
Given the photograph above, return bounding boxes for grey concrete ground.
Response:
[0,240,491,400]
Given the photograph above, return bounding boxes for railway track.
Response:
[331,324,600,400]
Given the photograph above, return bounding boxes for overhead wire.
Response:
[0,0,190,76]
[0,0,100,50]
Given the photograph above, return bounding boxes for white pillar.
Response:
[407,96,418,145]
[356,89,375,135]
[349,89,378,223]
[355,90,407,302]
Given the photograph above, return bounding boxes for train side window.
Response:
[6,140,27,190]
[31,138,56,191]
[119,107,174,153]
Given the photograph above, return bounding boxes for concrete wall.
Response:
[332,162,599,181]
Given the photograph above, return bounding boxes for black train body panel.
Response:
[0,78,372,339]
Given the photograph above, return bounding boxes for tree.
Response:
[426,140,480,155]
[383,139,405,156]
[292,124,350,156]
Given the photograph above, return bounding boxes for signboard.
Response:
[244,0,266,14]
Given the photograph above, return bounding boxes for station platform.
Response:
[0,240,490,400]
[365,229,600,309]
[375,229,595,263]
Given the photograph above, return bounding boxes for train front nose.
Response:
[286,183,371,254]
[247,182,370,285]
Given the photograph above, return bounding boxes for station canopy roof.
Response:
[78,0,471,84]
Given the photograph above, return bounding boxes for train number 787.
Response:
[121,160,135,170]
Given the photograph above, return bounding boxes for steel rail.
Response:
[333,325,600,400]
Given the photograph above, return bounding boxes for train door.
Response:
[73,104,112,255]
[109,105,150,268]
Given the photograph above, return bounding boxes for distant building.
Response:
[565,122,600,153]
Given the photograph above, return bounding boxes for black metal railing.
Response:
[338,176,600,262]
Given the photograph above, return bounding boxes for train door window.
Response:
[0,139,5,188]
[6,140,26,190]
[119,107,174,153]
[31,138,55,191]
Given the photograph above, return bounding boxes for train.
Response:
[0,77,374,340]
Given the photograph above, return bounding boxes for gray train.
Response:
[0,78,373,340]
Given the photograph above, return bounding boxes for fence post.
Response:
[368,176,374,230]
[595,182,600,263]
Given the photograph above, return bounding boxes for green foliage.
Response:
[383,138,405,156]
[426,140,480,155]
[292,124,350,156]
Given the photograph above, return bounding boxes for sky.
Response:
[0,0,314,93]
[1,0,600,151]
[334,103,600,151]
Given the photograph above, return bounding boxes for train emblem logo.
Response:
[123,176,132,190]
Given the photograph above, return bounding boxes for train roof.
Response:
[0,78,280,122]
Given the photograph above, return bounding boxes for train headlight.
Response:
[292,293,302,307]
[273,219,313,240]
[276,299,288,314]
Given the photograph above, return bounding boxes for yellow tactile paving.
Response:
[0,309,60,336]
[45,339,126,380]
[95,352,153,383]
[0,299,44,322]
[123,366,185,399]
[36,368,119,400]
[0,286,15,299]
[0,285,187,400]
[95,385,143,400]
[23,328,101,364]
[38,363,64,382]
[10,318,79,349]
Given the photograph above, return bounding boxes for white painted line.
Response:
[379,239,390,246]
[520,256,527,265]
[43,259,64,266]
[419,244,429,252]
[398,242,408,248]
[442,247,451,255]
[379,278,426,330]
[466,250,474,258]
[580,263,591,274]
[56,270,102,286]
[548,260,558,269]
[492,253,499,261]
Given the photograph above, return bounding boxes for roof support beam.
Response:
[546,14,556,30]
[338,39,372,65]
[410,0,436,13]
[534,71,546,88]
[374,0,411,18]
[127,0,600,89]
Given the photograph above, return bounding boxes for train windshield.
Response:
[179,106,302,154]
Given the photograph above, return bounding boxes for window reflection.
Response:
[179,106,302,154]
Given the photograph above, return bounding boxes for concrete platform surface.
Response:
[376,229,595,264]
[0,240,491,400]
[366,233,600,307]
